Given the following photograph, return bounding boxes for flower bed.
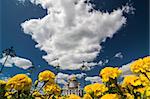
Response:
[0,56,150,99]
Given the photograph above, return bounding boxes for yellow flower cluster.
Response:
[38,70,55,82]
[0,56,150,99]
[84,83,108,98]
[0,80,6,85]
[66,94,81,99]
[6,74,32,91]
[122,75,142,87]
[100,94,121,99]
[32,90,43,98]
[130,56,150,73]
[43,82,61,96]
[139,74,150,86]
[125,93,134,99]
[38,70,61,98]
[100,67,122,82]
[145,86,150,97]
[0,80,6,89]
[83,93,92,99]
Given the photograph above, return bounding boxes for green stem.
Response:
[38,81,48,91]
[110,78,125,99]
[142,72,150,81]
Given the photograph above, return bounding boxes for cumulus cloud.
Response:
[55,72,86,85]
[21,0,133,70]
[0,55,33,69]
[119,62,133,77]
[114,52,123,59]
[85,76,102,83]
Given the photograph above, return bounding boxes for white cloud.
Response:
[55,72,86,85]
[114,52,123,59]
[85,76,102,84]
[119,62,133,77]
[55,73,70,85]
[0,55,33,69]
[21,0,133,70]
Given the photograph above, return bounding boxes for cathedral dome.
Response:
[68,75,78,88]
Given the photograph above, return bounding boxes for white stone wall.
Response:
[62,88,83,97]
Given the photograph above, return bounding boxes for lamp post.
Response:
[80,61,88,87]
[55,58,60,84]
[0,47,16,73]
[27,64,36,76]
[55,58,60,74]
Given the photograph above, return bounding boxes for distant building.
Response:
[61,76,84,97]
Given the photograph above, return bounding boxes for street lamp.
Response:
[55,58,60,74]
[80,61,88,87]
[0,47,16,73]
[27,64,36,75]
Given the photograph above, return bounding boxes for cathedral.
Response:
[61,76,84,97]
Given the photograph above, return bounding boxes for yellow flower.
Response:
[5,92,15,99]
[130,56,150,74]
[146,72,150,79]
[84,83,108,97]
[92,83,108,97]
[5,92,14,96]
[100,67,122,82]
[143,56,150,72]
[122,75,142,87]
[0,80,6,85]
[43,82,61,96]
[100,94,121,99]
[145,86,150,97]
[67,94,81,99]
[83,94,92,99]
[38,70,55,82]
[0,80,6,88]
[84,84,93,94]
[139,74,150,86]
[32,90,42,97]
[6,74,32,91]
[134,87,146,95]
[130,58,144,73]
[125,93,134,99]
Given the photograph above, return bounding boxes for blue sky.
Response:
[0,0,149,86]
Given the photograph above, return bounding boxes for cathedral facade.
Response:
[61,76,84,97]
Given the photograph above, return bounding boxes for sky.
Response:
[0,0,149,86]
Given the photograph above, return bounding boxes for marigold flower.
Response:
[130,58,144,73]
[0,80,6,85]
[32,90,42,97]
[147,72,150,78]
[83,93,92,99]
[84,83,108,97]
[130,56,150,74]
[125,93,134,99]
[139,74,150,86]
[43,82,61,96]
[100,94,121,99]
[0,80,6,88]
[100,67,122,82]
[145,86,150,97]
[84,84,93,94]
[143,56,150,72]
[4,92,15,99]
[6,74,32,91]
[122,75,142,87]
[134,87,146,95]
[66,94,81,99]
[38,70,55,82]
